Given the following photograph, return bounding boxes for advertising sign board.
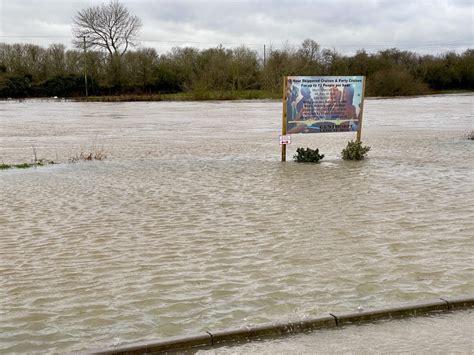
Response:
[286,76,365,134]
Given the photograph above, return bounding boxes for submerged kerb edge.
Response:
[90,295,474,354]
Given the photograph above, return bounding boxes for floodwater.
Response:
[197,310,474,354]
[0,94,473,353]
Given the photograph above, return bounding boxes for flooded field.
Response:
[0,94,473,352]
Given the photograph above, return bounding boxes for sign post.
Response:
[281,76,288,162]
[356,78,366,142]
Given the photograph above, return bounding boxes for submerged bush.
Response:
[341,140,371,160]
[293,147,325,163]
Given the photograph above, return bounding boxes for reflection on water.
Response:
[0,94,473,352]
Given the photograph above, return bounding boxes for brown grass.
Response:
[69,150,107,162]
[69,141,107,163]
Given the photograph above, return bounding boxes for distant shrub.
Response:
[341,140,371,160]
[467,131,474,140]
[33,74,91,97]
[367,68,430,96]
[0,74,32,98]
[293,147,324,163]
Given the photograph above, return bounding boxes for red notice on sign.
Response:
[279,135,291,145]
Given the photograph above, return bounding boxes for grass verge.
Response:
[76,90,280,102]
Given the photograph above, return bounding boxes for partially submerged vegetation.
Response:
[1,145,107,171]
[293,147,325,163]
[292,141,371,163]
[69,146,107,163]
[341,141,371,160]
[0,159,56,170]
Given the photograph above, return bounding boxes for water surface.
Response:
[0,95,473,352]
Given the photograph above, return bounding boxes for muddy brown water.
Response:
[0,94,473,352]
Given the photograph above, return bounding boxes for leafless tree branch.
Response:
[72,1,142,58]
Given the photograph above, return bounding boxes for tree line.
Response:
[0,39,472,98]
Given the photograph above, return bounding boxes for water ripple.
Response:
[1,95,473,352]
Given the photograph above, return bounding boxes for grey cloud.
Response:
[0,0,472,54]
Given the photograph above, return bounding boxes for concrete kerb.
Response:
[208,315,336,346]
[440,294,474,310]
[90,295,474,354]
[330,298,448,326]
[90,333,212,355]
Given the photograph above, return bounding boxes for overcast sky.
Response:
[0,0,472,57]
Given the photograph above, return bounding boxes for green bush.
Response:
[367,67,429,96]
[33,74,94,97]
[293,147,325,163]
[0,74,32,98]
[341,140,371,160]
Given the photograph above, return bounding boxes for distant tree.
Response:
[297,39,322,74]
[262,45,298,91]
[45,44,67,78]
[123,48,158,89]
[193,46,233,91]
[161,47,200,90]
[72,1,142,57]
[230,46,260,90]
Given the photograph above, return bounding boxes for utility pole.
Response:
[83,36,88,97]
[263,44,266,68]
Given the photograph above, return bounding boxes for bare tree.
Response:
[72,1,142,57]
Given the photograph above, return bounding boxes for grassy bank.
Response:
[75,90,281,102]
[430,89,474,95]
